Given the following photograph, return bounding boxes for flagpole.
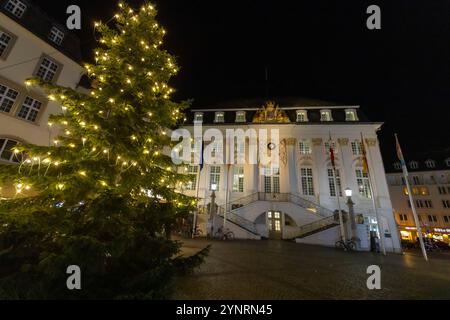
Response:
[361,133,387,256]
[395,134,428,261]
[330,133,346,243]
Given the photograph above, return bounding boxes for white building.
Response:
[386,153,450,244]
[181,99,402,253]
[0,0,86,195]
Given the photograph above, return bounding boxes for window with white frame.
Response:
[233,136,245,164]
[345,109,358,121]
[356,169,372,198]
[0,84,19,113]
[4,0,27,18]
[209,166,221,191]
[194,112,203,123]
[425,159,436,169]
[393,162,401,170]
[299,140,311,155]
[0,138,19,163]
[35,57,60,82]
[214,112,224,123]
[320,109,333,122]
[409,161,418,170]
[263,167,280,193]
[235,111,246,123]
[351,141,363,156]
[412,175,421,185]
[296,110,308,122]
[49,26,65,45]
[300,167,314,196]
[185,165,198,191]
[0,30,13,58]
[327,168,342,197]
[232,167,244,193]
[446,158,450,167]
[17,96,42,122]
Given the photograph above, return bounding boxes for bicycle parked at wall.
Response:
[335,238,357,251]
[214,227,235,241]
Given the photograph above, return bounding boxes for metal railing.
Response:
[284,214,340,240]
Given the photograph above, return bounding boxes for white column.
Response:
[286,138,298,195]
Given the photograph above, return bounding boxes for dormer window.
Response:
[194,112,203,123]
[214,112,224,123]
[345,109,358,121]
[236,111,246,123]
[320,110,333,122]
[446,158,450,167]
[49,26,65,46]
[393,162,401,170]
[4,0,27,18]
[409,161,419,170]
[296,110,308,122]
[425,159,436,169]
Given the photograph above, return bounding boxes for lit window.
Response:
[235,111,246,123]
[300,167,314,196]
[296,110,308,122]
[320,110,333,122]
[185,165,198,191]
[264,167,280,193]
[4,0,27,18]
[356,169,372,199]
[328,168,342,197]
[49,26,65,45]
[232,167,244,193]
[393,162,401,170]
[409,161,419,170]
[194,112,203,123]
[0,29,13,58]
[299,140,311,155]
[209,166,221,191]
[345,109,358,121]
[17,96,42,122]
[214,112,224,123]
[0,138,19,163]
[35,57,60,82]
[351,141,363,156]
[0,84,19,113]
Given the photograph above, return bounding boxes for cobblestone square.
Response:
[173,239,450,300]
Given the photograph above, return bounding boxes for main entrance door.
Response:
[267,211,282,239]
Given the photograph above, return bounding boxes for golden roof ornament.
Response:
[253,101,290,123]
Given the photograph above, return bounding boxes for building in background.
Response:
[0,0,86,196]
[386,151,450,244]
[180,98,402,253]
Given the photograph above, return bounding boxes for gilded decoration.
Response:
[252,101,290,123]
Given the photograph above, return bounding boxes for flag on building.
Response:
[360,133,369,174]
[395,133,407,173]
[328,133,336,169]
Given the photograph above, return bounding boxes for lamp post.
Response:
[209,183,217,238]
[345,188,359,245]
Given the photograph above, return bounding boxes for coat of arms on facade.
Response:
[253,101,291,123]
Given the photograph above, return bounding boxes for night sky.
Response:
[33,0,450,165]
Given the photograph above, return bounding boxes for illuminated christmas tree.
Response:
[0,2,206,299]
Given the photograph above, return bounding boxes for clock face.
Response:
[268,142,276,150]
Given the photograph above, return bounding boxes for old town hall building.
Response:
[181,98,401,253]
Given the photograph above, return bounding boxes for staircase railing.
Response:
[284,214,340,240]
[199,204,259,236]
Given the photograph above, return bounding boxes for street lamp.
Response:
[345,188,359,246]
